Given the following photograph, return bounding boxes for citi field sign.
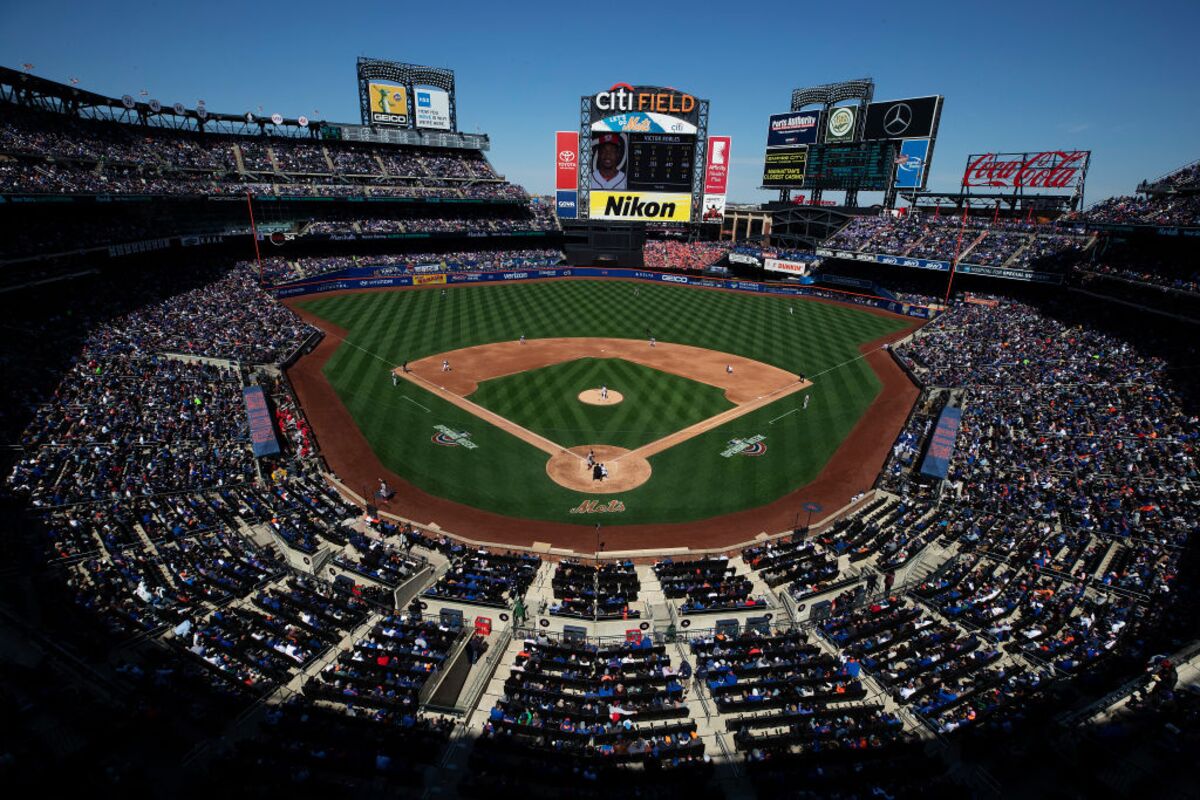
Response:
[590,84,699,124]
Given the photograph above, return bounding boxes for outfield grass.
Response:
[468,357,734,450]
[300,280,909,525]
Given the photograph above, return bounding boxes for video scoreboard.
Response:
[803,141,896,191]
[627,134,693,192]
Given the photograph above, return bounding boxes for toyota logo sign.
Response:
[559,150,576,163]
[883,103,913,136]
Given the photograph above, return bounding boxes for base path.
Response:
[546,445,651,493]
[395,337,809,490]
[401,337,797,404]
[579,389,623,406]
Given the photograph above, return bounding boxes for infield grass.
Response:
[468,357,735,450]
[299,280,911,525]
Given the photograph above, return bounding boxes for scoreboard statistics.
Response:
[803,141,896,191]
[627,134,693,192]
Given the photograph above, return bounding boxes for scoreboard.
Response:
[803,141,896,191]
[628,134,693,192]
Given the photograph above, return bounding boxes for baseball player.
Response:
[600,384,608,400]
[519,334,526,345]
[600,463,609,481]
[803,394,810,410]
[392,372,398,386]
[442,359,451,372]
[649,336,656,348]
[586,449,596,469]
[726,365,733,375]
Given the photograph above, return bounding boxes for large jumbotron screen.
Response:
[584,84,702,222]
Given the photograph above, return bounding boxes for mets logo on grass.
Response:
[431,425,478,450]
[569,500,626,515]
[721,434,767,458]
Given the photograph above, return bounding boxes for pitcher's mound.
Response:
[546,445,651,493]
[578,388,624,406]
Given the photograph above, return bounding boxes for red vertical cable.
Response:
[943,200,969,305]
[246,190,264,285]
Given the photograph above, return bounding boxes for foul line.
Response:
[769,408,798,425]
[402,395,432,413]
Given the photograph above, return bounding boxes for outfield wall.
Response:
[274,266,938,320]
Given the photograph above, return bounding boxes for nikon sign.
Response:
[589,191,692,222]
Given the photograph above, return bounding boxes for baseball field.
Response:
[286,279,918,547]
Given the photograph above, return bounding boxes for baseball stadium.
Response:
[1,15,1199,800]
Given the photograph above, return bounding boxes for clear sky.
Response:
[3,0,1197,205]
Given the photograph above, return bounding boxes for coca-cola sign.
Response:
[962,150,1089,190]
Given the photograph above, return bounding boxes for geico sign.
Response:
[591,192,691,222]
[661,275,688,284]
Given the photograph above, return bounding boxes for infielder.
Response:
[442,360,451,372]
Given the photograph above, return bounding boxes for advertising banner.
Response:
[825,106,857,143]
[704,136,731,195]
[243,386,281,458]
[894,138,930,189]
[863,96,941,140]
[556,190,578,219]
[919,406,962,480]
[414,88,451,130]
[414,273,447,286]
[271,266,936,318]
[762,148,808,187]
[589,191,692,222]
[555,130,579,190]
[766,111,822,149]
[701,194,726,223]
[961,150,1090,190]
[367,81,408,126]
[763,258,811,276]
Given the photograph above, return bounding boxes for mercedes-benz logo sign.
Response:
[883,103,913,136]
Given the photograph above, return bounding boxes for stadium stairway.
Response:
[668,638,756,800]
[956,230,990,262]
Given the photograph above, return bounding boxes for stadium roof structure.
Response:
[0,65,489,150]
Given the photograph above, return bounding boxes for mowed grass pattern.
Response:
[468,357,735,450]
[300,281,910,525]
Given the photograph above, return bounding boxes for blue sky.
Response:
[3,0,1197,204]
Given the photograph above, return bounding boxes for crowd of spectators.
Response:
[465,632,716,799]
[824,213,1093,272]
[643,240,733,271]
[0,101,517,201]
[304,203,558,236]
[549,559,640,619]
[654,556,767,614]
[254,248,565,283]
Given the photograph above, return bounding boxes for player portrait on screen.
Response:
[591,132,628,190]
